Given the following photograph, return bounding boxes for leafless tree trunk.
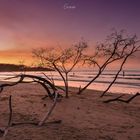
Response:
[78,31,140,96]
[33,41,88,98]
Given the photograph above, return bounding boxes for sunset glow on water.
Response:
[0,0,140,95]
[0,70,140,94]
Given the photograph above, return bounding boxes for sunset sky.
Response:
[0,0,140,68]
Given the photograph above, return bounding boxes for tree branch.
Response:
[38,92,58,126]
[8,95,13,127]
[104,92,140,103]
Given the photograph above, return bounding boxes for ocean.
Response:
[0,70,140,94]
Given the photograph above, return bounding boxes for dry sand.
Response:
[0,83,140,140]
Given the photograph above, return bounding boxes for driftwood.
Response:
[8,95,12,127]
[0,74,61,137]
[11,120,62,126]
[104,92,140,103]
[39,92,58,126]
[0,74,58,99]
[0,95,13,137]
[0,129,4,137]
[5,92,59,127]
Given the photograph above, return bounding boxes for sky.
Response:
[0,0,140,68]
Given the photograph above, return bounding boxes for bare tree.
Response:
[33,41,88,98]
[77,30,140,96]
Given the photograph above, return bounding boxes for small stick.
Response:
[0,95,12,137]
[8,95,12,127]
[11,120,62,126]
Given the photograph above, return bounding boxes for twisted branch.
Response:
[104,92,140,103]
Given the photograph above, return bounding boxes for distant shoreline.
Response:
[0,63,53,72]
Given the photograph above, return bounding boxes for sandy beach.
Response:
[0,83,140,140]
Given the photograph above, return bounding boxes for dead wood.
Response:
[38,92,58,126]
[0,74,61,137]
[0,129,4,137]
[104,92,140,103]
[8,95,12,127]
[0,74,58,99]
[11,120,62,126]
[0,95,13,137]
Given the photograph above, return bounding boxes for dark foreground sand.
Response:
[0,83,140,140]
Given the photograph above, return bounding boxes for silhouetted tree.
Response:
[77,30,140,96]
[33,41,88,98]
